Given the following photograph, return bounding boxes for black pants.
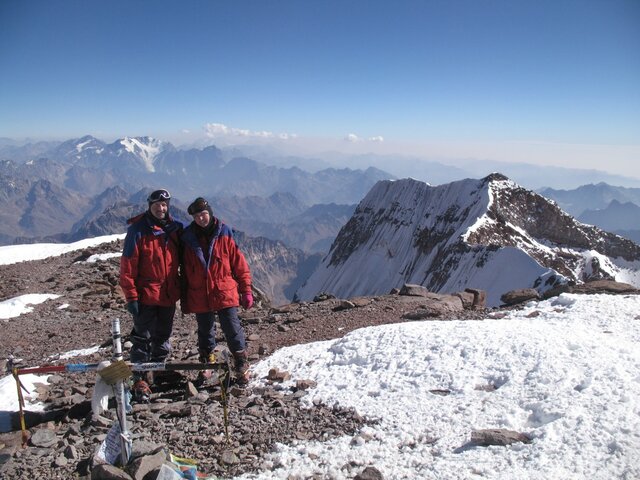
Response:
[130,304,175,365]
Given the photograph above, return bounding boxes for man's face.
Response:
[193,210,210,228]
[149,201,168,220]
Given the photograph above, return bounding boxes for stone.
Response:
[454,291,475,309]
[465,288,487,310]
[471,428,532,446]
[349,297,373,307]
[91,463,134,480]
[270,304,299,314]
[220,450,241,465]
[401,295,463,319]
[399,284,430,296]
[126,449,167,480]
[333,300,356,311]
[313,292,335,302]
[354,466,384,480]
[286,314,305,323]
[295,379,317,391]
[129,440,165,459]
[184,382,199,399]
[50,393,87,407]
[572,279,638,294]
[159,402,194,418]
[30,428,57,448]
[267,368,291,382]
[500,288,540,306]
[64,444,79,459]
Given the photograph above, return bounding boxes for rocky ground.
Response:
[0,239,635,479]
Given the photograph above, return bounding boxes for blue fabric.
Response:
[181,219,235,271]
[195,307,246,354]
[123,212,183,257]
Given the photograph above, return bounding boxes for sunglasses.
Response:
[147,189,171,203]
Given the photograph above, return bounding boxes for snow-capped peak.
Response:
[296,174,640,306]
[117,136,165,172]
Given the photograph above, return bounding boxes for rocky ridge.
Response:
[297,175,640,306]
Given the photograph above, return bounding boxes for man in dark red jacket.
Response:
[120,189,183,401]
[181,197,254,385]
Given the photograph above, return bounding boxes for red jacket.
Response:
[119,212,183,306]
[181,219,252,314]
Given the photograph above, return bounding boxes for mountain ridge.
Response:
[296,174,640,306]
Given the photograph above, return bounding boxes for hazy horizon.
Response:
[1,1,638,179]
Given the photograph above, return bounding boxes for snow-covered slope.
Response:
[296,174,640,306]
[115,136,165,172]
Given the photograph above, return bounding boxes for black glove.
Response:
[126,300,139,316]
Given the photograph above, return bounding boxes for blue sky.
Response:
[1,0,639,176]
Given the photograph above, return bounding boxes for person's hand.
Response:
[240,293,254,310]
[126,300,139,316]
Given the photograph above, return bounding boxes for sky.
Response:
[1,0,639,178]
[0,236,638,478]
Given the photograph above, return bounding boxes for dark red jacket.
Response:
[119,212,183,306]
[181,219,252,314]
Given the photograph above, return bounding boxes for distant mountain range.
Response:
[0,135,387,245]
[0,135,391,204]
[296,174,640,306]
[539,183,640,244]
[2,135,640,306]
[226,145,640,190]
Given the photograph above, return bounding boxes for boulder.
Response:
[126,449,167,480]
[399,284,430,297]
[401,294,464,319]
[500,288,539,306]
[572,279,638,294]
[454,291,475,309]
[465,288,486,310]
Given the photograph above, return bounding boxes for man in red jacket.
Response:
[181,197,254,385]
[119,189,183,401]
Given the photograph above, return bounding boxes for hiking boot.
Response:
[196,351,216,385]
[233,350,250,385]
[132,379,152,403]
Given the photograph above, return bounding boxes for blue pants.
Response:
[196,307,246,355]
[130,304,175,364]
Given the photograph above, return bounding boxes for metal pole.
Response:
[111,317,132,465]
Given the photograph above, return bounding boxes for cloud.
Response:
[204,123,296,141]
[344,133,384,143]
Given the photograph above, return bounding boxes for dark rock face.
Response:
[471,180,640,265]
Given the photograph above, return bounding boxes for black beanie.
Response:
[188,197,213,216]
